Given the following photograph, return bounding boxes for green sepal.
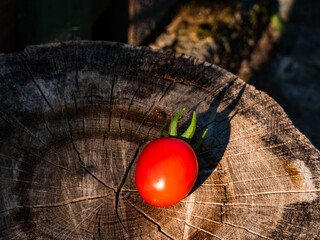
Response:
[160,123,167,137]
[169,108,185,137]
[181,112,196,140]
[202,128,208,139]
[192,128,208,150]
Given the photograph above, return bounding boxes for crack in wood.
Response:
[118,111,124,140]
[170,211,273,240]
[0,220,26,232]
[179,201,224,206]
[119,76,146,131]
[2,58,80,178]
[72,91,78,114]
[97,209,102,240]
[28,191,114,208]
[221,184,227,224]
[43,115,55,138]
[62,202,103,240]
[0,166,30,174]
[222,221,272,240]
[114,122,156,235]
[19,55,58,120]
[114,142,145,233]
[134,81,174,137]
[0,113,72,172]
[0,110,47,147]
[75,43,80,90]
[65,103,113,189]
[169,216,224,240]
[235,189,320,197]
[65,111,84,166]
[106,55,119,139]
[119,51,161,136]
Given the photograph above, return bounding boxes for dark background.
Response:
[1,0,319,149]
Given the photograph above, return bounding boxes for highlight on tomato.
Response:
[135,108,207,207]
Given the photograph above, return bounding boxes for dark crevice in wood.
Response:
[107,147,118,193]
[115,199,128,233]
[113,122,156,233]
[72,91,78,114]
[118,111,124,140]
[118,70,147,139]
[114,143,144,232]
[221,184,227,224]
[98,214,102,240]
[95,208,102,240]
[117,142,143,191]
[115,122,156,235]
[123,77,146,121]
[102,135,106,146]
[81,164,114,189]
[65,109,84,165]
[124,198,175,240]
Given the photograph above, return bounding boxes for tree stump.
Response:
[0,41,319,239]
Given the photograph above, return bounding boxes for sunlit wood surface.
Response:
[0,41,319,239]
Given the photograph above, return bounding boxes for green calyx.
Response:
[160,108,208,144]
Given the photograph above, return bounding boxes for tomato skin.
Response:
[135,137,198,207]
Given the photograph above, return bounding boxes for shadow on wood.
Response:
[190,79,246,194]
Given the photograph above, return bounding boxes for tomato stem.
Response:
[166,108,208,148]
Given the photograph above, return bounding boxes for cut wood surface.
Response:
[0,41,319,239]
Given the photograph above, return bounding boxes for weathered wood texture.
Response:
[0,41,319,239]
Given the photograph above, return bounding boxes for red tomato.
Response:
[135,137,198,207]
